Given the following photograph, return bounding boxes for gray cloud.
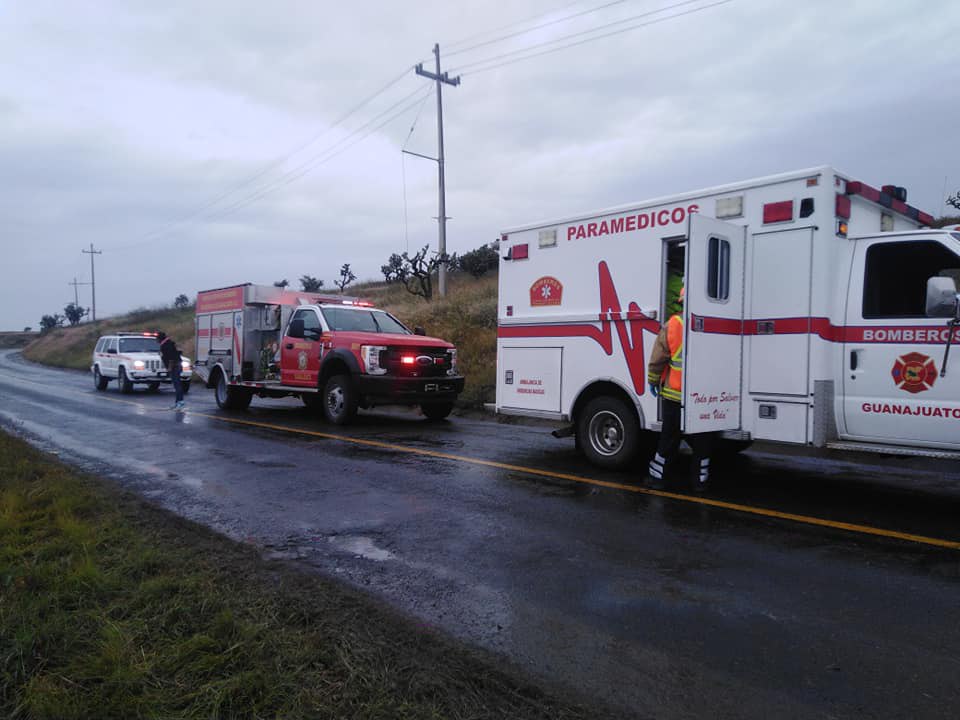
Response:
[2,0,959,330]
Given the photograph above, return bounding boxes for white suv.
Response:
[91,332,192,394]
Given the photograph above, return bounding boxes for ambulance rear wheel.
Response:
[215,372,251,411]
[577,395,640,470]
[323,374,358,425]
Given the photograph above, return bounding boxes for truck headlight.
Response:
[133,360,146,370]
[181,359,192,372]
[446,348,458,376]
[360,345,387,375]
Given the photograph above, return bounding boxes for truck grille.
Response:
[381,347,452,377]
[145,359,161,371]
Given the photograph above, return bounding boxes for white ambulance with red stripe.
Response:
[193,284,464,423]
[496,167,960,468]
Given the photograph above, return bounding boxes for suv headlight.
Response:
[133,360,146,370]
[446,348,458,376]
[360,345,387,375]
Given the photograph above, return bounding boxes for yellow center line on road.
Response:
[11,373,960,551]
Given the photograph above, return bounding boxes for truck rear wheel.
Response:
[118,367,133,394]
[215,372,251,411]
[93,366,109,391]
[577,395,641,470]
[421,401,454,421]
[322,374,358,425]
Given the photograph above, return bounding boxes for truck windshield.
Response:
[321,308,410,334]
[119,337,160,353]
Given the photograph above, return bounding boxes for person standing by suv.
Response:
[157,331,185,410]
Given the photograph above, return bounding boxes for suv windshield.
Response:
[118,337,160,353]
[321,308,410,334]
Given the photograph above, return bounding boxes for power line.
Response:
[194,87,433,226]
[445,0,633,58]
[451,0,733,75]
[111,65,417,251]
[444,0,592,51]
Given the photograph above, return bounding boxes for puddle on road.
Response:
[328,535,396,561]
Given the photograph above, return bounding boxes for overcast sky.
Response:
[2,0,958,331]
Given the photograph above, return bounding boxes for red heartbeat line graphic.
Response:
[498,261,661,395]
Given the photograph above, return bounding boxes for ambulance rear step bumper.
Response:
[826,441,960,461]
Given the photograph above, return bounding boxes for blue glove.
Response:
[648,382,659,397]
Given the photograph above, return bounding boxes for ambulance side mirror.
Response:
[287,318,304,339]
[925,276,959,318]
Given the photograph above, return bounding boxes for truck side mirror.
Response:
[925,276,959,317]
[287,318,304,338]
[414,326,426,336]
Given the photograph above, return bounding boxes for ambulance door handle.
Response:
[849,351,858,371]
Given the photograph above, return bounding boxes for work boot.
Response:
[646,453,667,490]
[691,457,711,493]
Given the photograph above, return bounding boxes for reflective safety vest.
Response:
[646,314,684,402]
[662,315,684,401]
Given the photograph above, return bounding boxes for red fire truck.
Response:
[194,284,464,423]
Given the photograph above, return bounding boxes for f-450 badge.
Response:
[891,352,938,394]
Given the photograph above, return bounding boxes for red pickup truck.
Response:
[193,284,464,423]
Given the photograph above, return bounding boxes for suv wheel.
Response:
[323,374,358,425]
[93,366,109,391]
[422,401,454,421]
[118,367,133,394]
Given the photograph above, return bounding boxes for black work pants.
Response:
[649,398,715,484]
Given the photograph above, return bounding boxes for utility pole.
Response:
[68,277,91,308]
[81,243,102,322]
[415,44,459,297]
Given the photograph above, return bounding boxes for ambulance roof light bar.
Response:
[846,181,934,226]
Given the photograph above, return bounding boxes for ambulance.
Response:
[495,167,960,469]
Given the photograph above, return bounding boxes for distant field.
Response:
[21,273,499,407]
[0,331,39,349]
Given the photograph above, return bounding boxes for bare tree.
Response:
[273,279,289,288]
[173,294,190,309]
[400,245,455,301]
[381,253,407,283]
[947,192,960,211]
[336,263,356,293]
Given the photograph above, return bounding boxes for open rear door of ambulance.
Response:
[683,214,746,433]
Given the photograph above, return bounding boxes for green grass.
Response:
[0,430,598,719]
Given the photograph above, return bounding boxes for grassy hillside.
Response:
[22,274,499,407]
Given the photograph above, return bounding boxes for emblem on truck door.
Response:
[298,351,308,371]
[891,352,938,394]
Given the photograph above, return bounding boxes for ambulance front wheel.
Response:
[577,395,641,470]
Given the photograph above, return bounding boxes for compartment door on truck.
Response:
[683,214,745,433]
[842,236,960,446]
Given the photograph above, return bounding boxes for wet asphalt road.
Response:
[1,349,959,719]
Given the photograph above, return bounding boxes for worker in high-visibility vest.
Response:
[645,286,714,492]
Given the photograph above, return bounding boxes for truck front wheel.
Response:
[215,372,251,411]
[323,374,358,425]
[421,401,454,421]
[577,395,641,470]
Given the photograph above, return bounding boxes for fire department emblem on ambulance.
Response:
[891,352,937,394]
[297,350,308,371]
[530,276,563,307]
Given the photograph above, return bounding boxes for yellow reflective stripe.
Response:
[661,386,682,401]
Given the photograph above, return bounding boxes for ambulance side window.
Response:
[862,241,960,318]
[707,235,730,301]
